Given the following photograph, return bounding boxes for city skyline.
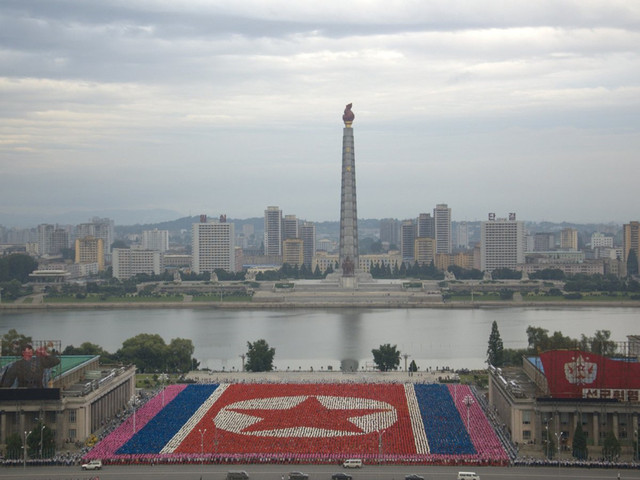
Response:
[1,2,639,225]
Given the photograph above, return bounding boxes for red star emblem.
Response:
[229,396,389,433]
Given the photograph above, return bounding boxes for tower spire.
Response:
[339,103,358,279]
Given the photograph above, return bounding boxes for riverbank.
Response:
[1,298,639,310]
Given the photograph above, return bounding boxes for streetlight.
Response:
[129,395,138,433]
[39,424,45,458]
[23,430,32,468]
[635,430,638,462]
[554,431,562,461]
[199,428,207,464]
[463,395,474,431]
[377,429,385,464]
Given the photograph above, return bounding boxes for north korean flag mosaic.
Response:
[86,383,509,464]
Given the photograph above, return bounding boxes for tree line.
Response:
[486,322,619,368]
[1,330,198,374]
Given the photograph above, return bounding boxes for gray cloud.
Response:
[1,0,639,225]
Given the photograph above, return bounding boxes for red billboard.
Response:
[540,350,640,400]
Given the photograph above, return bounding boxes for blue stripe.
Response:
[117,384,219,454]
[414,384,476,455]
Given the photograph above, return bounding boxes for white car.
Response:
[81,459,102,470]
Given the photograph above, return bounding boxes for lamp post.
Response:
[377,429,385,465]
[23,430,32,468]
[554,431,562,462]
[545,422,549,459]
[199,428,207,464]
[39,424,45,458]
[635,429,638,462]
[463,395,474,432]
[129,395,138,433]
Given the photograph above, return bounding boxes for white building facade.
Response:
[192,220,236,274]
[481,213,525,273]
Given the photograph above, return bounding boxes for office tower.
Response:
[264,206,282,256]
[339,103,359,274]
[400,220,416,262]
[142,229,169,252]
[282,215,299,241]
[300,221,316,268]
[481,212,525,272]
[112,248,163,280]
[623,221,640,270]
[379,218,400,247]
[560,228,578,251]
[534,233,555,251]
[414,237,436,266]
[417,213,435,239]
[75,236,105,271]
[434,204,452,254]
[192,216,235,274]
[283,238,304,266]
[456,221,469,249]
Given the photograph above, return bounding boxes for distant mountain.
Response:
[0,209,184,229]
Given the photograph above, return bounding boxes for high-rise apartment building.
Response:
[400,220,416,262]
[480,213,525,273]
[591,232,614,249]
[264,206,282,256]
[112,248,163,280]
[533,233,555,251]
[142,229,169,252]
[379,218,400,247]
[417,213,435,239]
[456,221,469,249]
[37,224,54,255]
[414,237,436,266]
[76,217,114,257]
[192,216,235,274]
[282,215,299,241]
[434,204,452,254]
[560,228,578,251]
[623,221,640,271]
[283,238,304,267]
[300,222,316,268]
[75,236,105,271]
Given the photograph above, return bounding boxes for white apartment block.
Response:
[300,222,316,267]
[142,229,169,252]
[192,220,236,274]
[591,232,614,249]
[112,248,163,280]
[560,228,578,251]
[264,206,282,256]
[481,213,525,272]
[434,204,452,254]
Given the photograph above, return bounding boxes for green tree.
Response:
[1,329,33,356]
[167,338,195,373]
[5,432,23,459]
[602,430,621,461]
[117,333,168,373]
[0,253,38,283]
[526,326,550,353]
[589,330,617,356]
[487,321,504,367]
[372,343,401,372]
[245,339,275,372]
[62,342,118,363]
[572,422,588,460]
[408,360,418,376]
[26,421,56,458]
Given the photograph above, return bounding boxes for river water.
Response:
[0,307,637,371]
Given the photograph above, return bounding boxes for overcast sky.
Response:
[1,0,639,226]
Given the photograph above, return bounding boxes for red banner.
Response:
[540,350,640,399]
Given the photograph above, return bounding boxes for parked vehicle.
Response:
[405,475,424,480]
[331,473,352,480]
[81,459,102,470]
[342,458,363,468]
[288,472,309,480]
[457,472,480,480]
[227,471,250,480]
